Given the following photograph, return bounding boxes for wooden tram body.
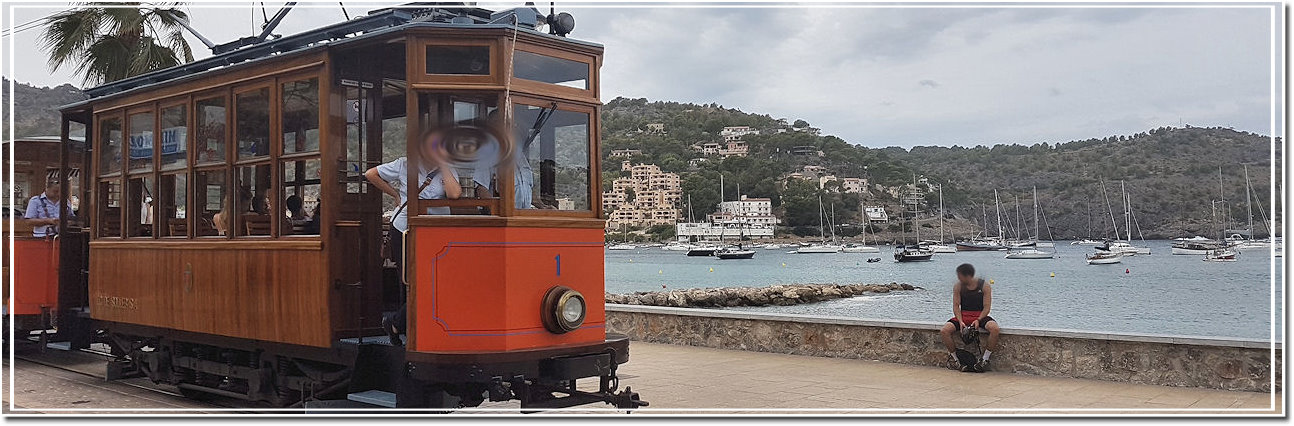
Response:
[41,5,643,409]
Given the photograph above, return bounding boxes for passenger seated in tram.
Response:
[364,126,464,345]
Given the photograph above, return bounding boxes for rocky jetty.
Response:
[605,282,918,308]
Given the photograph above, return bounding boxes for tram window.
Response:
[511,105,591,211]
[235,164,273,236]
[128,112,155,172]
[125,176,155,238]
[282,78,320,154]
[236,88,271,160]
[513,51,589,90]
[97,180,122,237]
[159,105,187,171]
[99,117,123,175]
[159,173,187,237]
[195,97,226,165]
[281,159,321,235]
[425,45,490,75]
[195,170,228,236]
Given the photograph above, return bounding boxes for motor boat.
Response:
[1085,252,1122,265]
[1171,240,1223,255]
[893,245,934,262]
[762,243,789,250]
[842,244,880,253]
[1007,240,1037,248]
[918,240,957,253]
[662,242,694,251]
[1203,248,1239,262]
[956,239,1007,251]
[795,244,843,254]
[715,246,756,260]
[865,257,881,263]
[1004,249,1054,259]
[1071,239,1104,246]
[607,243,636,250]
[1096,241,1150,256]
[686,245,719,257]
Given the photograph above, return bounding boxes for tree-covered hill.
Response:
[602,97,1280,239]
[2,77,89,140]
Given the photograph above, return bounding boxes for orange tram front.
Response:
[39,5,646,410]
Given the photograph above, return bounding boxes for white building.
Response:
[678,195,778,240]
[863,206,890,224]
[720,126,759,138]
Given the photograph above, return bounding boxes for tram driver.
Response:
[24,180,73,238]
[364,127,464,345]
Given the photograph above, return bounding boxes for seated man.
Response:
[940,263,1000,372]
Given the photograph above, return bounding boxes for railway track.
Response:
[7,339,254,413]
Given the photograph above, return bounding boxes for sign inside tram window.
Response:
[128,127,188,159]
[426,45,490,75]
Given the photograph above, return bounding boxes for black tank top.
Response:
[960,279,985,312]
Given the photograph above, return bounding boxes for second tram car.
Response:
[40,4,645,410]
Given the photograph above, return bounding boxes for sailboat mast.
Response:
[1218,167,1228,235]
[830,203,838,243]
[994,189,1004,241]
[817,195,825,240]
[1033,186,1040,240]
[1121,181,1132,242]
[938,184,945,243]
[1101,180,1119,240]
[1244,164,1253,239]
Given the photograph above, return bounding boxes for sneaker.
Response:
[382,315,404,347]
[974,359,990,372]
[947,354,960,370]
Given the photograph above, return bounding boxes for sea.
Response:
[604,240,1282,341]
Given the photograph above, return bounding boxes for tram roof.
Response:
[60,4,601,112]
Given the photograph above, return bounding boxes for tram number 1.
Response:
[555,254,561,277]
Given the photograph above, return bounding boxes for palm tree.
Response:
[41,3,194,86]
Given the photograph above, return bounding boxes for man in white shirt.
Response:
[24,181,72,237]
[363,129,462,345]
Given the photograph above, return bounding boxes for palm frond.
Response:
[40,2,195,85]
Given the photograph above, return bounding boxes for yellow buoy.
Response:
[989,279,995,284]
[709,267,714,273]
[781,263,787,267]
[1050,272,1055,277]
[659,270,663,274]
[629,259,634,263]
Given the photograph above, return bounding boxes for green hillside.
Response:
[602,97,1280,239]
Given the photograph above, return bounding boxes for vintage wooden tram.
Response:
[31,4,645,410]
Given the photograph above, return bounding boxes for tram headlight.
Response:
[542,286,586,333]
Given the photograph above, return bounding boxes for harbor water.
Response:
[605,240,1281,340]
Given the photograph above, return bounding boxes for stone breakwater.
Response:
[604,283,918,308]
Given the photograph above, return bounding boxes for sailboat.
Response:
[1234,165,1272,251]
[1005,186,1054,259]
[796,196,842,254]
[957,190,1008,251]
[1095,181,1151,256]
[895,176,934,262]
[923,184,957,253]
[607,222,636,250]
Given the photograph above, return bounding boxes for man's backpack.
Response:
[954,349,979,371]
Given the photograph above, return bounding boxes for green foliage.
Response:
[41,4,195,85]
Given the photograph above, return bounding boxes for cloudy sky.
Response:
[4,2,1282,148]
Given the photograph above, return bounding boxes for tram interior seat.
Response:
[101,207,121,236]
[168,218,188,236]
[241,214,272,236]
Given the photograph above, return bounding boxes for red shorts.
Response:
[948,311,994,330]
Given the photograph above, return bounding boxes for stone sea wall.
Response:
[605,305,1281,393]
[604,283,918,308]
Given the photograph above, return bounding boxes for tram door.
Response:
[333,79,388,338]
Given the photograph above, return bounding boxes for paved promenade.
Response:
[4,342,1281,415]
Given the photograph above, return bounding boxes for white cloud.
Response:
[5,3,1280,147]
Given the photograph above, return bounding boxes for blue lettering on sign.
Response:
[555,254,561,276]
